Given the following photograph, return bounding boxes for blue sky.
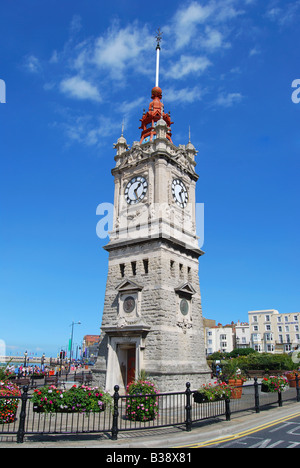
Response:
[1,0,299,357]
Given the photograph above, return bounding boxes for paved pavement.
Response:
[193,413,300,448]
[1,402,300,449]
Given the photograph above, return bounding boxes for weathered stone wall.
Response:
[93,239,210,393]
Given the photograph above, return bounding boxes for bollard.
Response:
[185,382,192,432]
[254,377,260,413]
[296,373,300,403]
[111,385,120,441]
[278,390,283,407]
[225,398,231,421]
[17,386,29,444]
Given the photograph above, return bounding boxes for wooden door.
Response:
[127,348,136,386]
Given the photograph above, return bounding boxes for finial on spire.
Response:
[189,126,191,143]
[155,28,163,49]
[155,28,162,87]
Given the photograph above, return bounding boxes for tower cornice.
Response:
[103,232,204,259]
[112,140,199,181]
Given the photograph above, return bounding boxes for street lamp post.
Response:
[69,321,81,365]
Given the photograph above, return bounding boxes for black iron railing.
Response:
[0,375,299,444]
[6,371,94,388]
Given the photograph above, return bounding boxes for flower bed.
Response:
[32,385,112,414]
[261,375,289,393]
[126,380,159,422]
[193,382,232,403]
[0,381,21,424]
[31,372,47,379]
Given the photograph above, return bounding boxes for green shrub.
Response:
[222,353,297,375]
[229,348,256,358]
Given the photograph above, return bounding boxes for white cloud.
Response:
[172,1,214,49]
[60,114,120,147]
[214,92,243,107]
[266,7,281,21]
[59,76,102,102]
[200,27,229,51]
[166,55,211,79]
[214,0,245,22]
[169,0,244,50]
[91,23,152,78]
[49,50,59,63]
[39,3,259,146]
[164,86,205,104]
[119,97,144,115]
[265,1,300,26]
[69,14,82,35]
[24,55,42,73]
[46,3,246,95]
[249,47,261,56]
[63,21,154,82]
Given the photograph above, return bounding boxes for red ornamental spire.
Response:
[139,29,173,144]
[139,87,173,144]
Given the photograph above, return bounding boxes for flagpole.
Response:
[155,28,162,87]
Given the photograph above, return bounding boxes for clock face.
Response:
[125,176,148,204]
[172,179,188,208]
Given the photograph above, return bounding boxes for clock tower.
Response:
[94,38,210,393]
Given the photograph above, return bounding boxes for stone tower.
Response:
[93,40,210,393]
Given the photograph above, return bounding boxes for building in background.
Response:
[205,322,235,355]
[201,309,300,356]
[235,321,250,349]
[248,309,300,354]
[203,318,216,355]
[82,335,100,362]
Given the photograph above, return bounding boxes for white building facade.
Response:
[248,309,300,354]
[235,321,251,349]
[206,325,234,355]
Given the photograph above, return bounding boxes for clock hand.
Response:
[134,182,142,199]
